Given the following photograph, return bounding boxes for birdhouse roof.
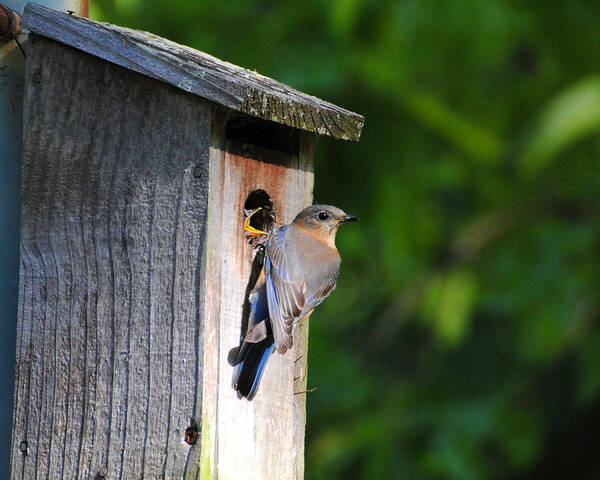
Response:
[22,3,364,141]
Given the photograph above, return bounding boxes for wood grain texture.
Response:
[21,3,364,141]
[12,37,212,479]
[12,36,315,479]
[202,126,315,480]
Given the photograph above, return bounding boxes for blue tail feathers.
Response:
[232,338,275,400]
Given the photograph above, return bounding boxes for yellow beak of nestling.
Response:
[243,207,269,238]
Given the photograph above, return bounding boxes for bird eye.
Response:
[318,211,329,221]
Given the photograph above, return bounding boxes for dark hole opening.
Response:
[226,116,299,156]
[227,190,277,364]
[244,189,276,237]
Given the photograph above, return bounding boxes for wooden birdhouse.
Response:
[10,3,363,479]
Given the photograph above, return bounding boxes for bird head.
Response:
[293,204,358,240]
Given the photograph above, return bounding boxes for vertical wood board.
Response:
[11,37,213,479]
[201,131,314,480]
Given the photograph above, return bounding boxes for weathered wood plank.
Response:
[21,3,364,141]
[292,131,315,479]
[202,132,314,479]
[11,37,212,479]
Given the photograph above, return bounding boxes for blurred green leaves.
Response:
[522,76,600,176]
[403,92,504,164]
[422,269,478,347]
[329,0,365,41]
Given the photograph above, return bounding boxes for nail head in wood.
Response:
[184,418,198,445]
[19,440,28,454]
[184,428,198,445]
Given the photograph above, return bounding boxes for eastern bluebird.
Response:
[232,204,358,400]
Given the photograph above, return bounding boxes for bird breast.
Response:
[280,225,341,289]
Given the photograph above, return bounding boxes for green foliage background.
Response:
[94,1,600,478]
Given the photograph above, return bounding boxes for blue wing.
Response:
[232,340,275,400]
[265,227,306,353]
[232,271,274,400]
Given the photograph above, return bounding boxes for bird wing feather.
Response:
[265,227,339,353]
[265,263,302,352]
[265,227,309,353]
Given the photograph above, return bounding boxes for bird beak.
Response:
[244,207,269,238]
[337,215,359,224]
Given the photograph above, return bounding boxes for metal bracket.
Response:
[0,4,21,42]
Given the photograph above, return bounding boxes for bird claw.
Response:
[294,387,317,395]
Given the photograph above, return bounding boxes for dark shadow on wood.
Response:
[225,139,309,172]
[226,116,299,156]
[228,189,281,365]
[227,249,265,366]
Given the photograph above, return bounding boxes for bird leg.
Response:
[293,370,307,383]
[294,310,313,327]
[294,387,317,395]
